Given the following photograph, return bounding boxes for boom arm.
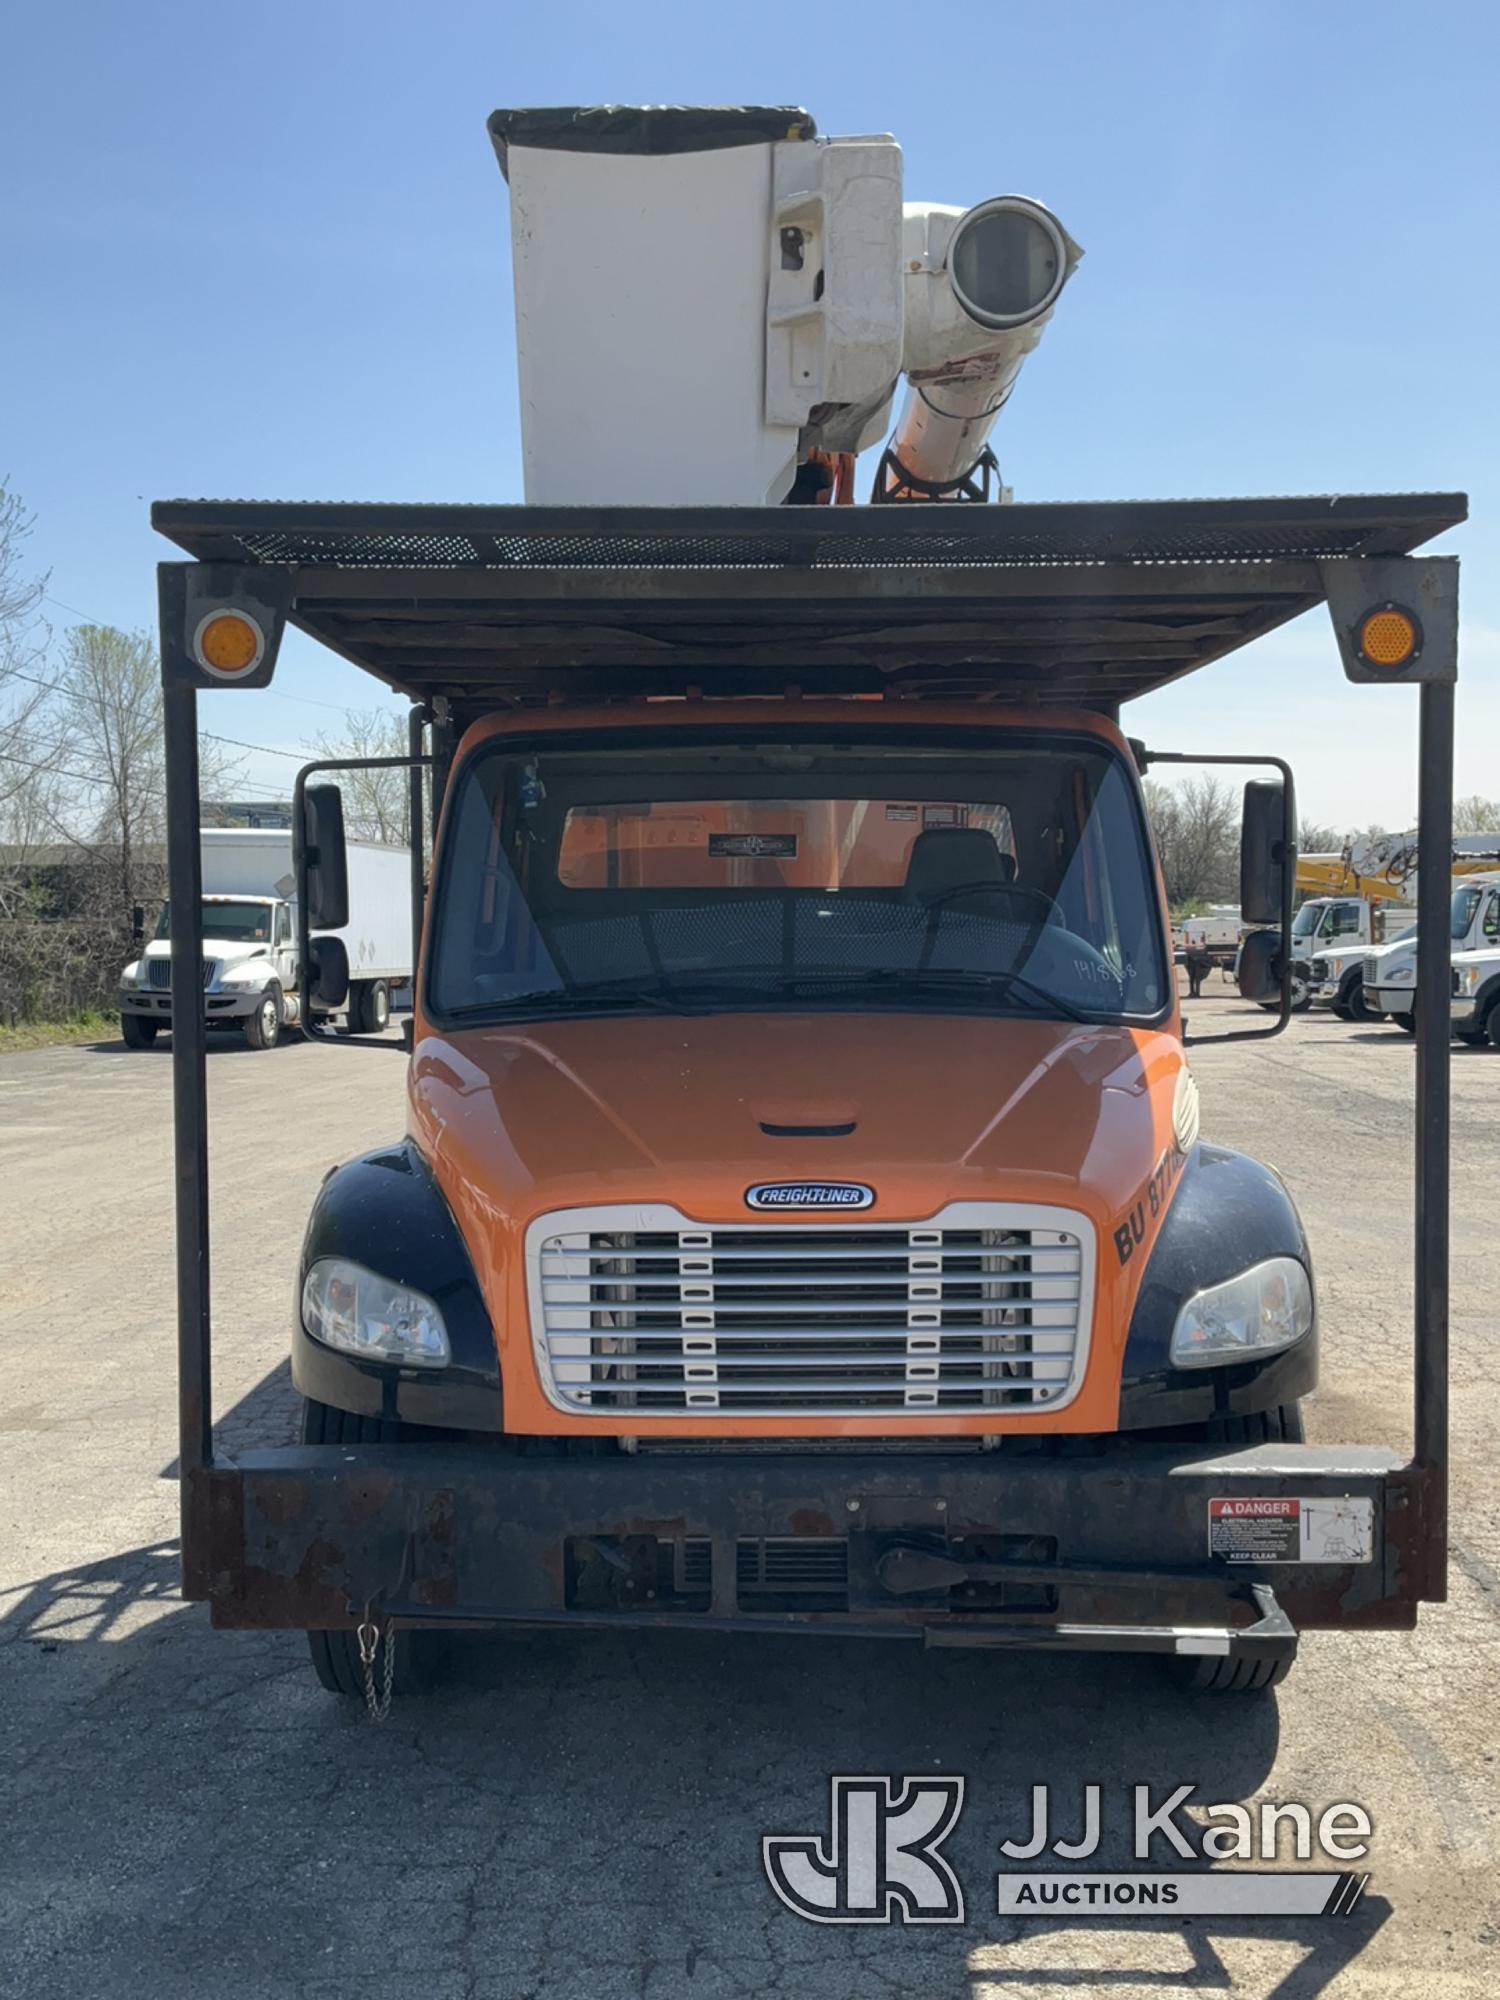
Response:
[1298,835,1500,900]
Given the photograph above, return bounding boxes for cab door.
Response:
[274,901,298,992]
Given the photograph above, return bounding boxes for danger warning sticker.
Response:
[1208,1497,1375,1565]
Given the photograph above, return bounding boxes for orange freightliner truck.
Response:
[150,107,1463,1707]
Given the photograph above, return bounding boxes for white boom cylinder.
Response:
[884,196,1082,497]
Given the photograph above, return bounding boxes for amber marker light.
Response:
[193,610,265,679]
[1355,605,1421,672]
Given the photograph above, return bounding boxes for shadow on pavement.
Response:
[0,1528,1385,1998]
[964,1902,1390,1998]
[80,1033,306,1058]
[0,1350,1389,1994]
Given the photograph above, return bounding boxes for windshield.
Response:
[1291,903,1324,940]
[156,899,275,944]
[428,732,1168,1026]
[1451,887,1482,941]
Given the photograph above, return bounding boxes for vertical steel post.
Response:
[1413,680,1453,1588]
[408,706,427,979]
[163,680,214,1596]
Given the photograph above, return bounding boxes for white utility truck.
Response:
[148,101,1465,1705]
[1295,833,1499,1019]
[117,827,411,1050]
[1365,872,1500,1031]
[1299,901,1416,1018]
[1451,944,1500,1047]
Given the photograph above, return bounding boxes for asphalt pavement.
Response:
[1,993,1497,1998]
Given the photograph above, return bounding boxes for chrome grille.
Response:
[528,1203,1092,1417]
[147,958,217,990]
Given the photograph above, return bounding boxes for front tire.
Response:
[1347,982,1377,1023]
[1203,1402,1305,1445]
[120,1013,157,1049]
[300,1396,436,1700]
[1172,1649,1295,1693]
[243,987,282,1051]
[1259,977,1312,1015]
[1486,1006,1500,1051]
[1333,969,1370,1022]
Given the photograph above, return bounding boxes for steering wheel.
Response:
[916,881,1061,927]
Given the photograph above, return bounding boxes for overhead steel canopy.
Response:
[152,493,1466,718]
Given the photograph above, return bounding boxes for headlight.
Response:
[1458,966,1481,995]
[301,1258,450,1368]
[1387,964,1415,985]
[218,964,266,987]
[1170,1257,1312,1369]
[121,962,143,989]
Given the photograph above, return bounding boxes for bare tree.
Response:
[0,480,54,806]
[313,707,413,844]
[1298,817,1341,855]
[1455,794,1500,836]
[1144,775,1239,910]
[53,626,165,916]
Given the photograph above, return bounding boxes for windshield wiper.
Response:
[449,968,1097,1025]
[448,981,693,1019]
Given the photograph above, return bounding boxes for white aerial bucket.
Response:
[490,107,905,507]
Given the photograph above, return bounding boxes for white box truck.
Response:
[117,827,411,1051]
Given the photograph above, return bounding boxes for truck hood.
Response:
[409,1012,1187,1231]
[407,1012,1192,1436]
[1369,942,1416,979]
[143,938,270,968]
[1364,937,1413,969]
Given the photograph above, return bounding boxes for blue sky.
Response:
[3,0,1495,824]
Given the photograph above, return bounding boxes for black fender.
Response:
[291,1138,504,1432]
[1117,1142,1318,1430]
[1336,962,1366,1004]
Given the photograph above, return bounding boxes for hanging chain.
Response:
[356,1615,396,1722]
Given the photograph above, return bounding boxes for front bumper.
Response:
[1366,985,1413,1017]
[189,1438,1437,1657]
[119,986,259,1021]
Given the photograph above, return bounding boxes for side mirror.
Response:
[299,783,349,930]
[130,903,146,947]
[1241,779,1295,927]
[1237,928,1282,1003]
[308,935,350,1010]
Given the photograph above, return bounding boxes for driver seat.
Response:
[904,827,1016,899]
